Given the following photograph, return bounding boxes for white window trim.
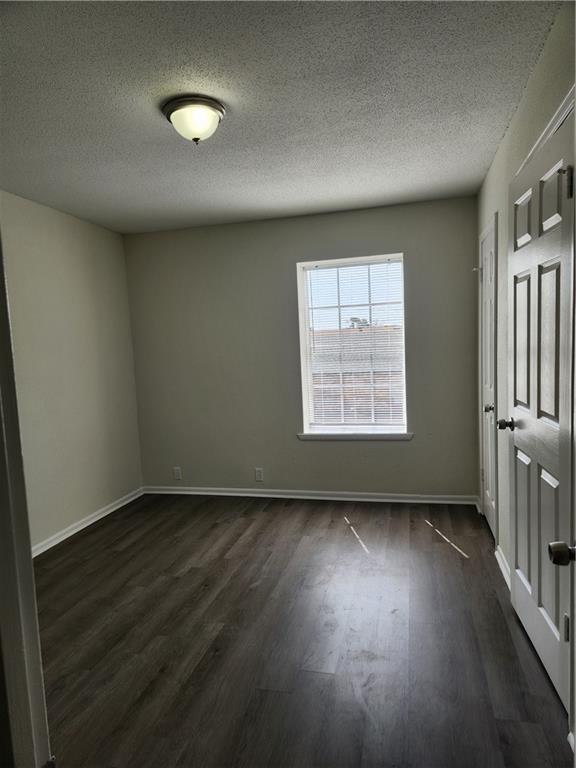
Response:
[297,431,414,441]
[296,252,409,439]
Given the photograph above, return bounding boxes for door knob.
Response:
[497,418,515,431]
[484,404,495,412]
[548,541,576,566]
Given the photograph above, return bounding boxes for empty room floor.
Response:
[34,496,572,768]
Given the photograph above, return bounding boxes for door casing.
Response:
[479,213,499,543]
[0,229,52,766]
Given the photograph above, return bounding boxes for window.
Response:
[297,254,407,436]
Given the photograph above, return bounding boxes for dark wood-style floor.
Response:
[34,495,572,768]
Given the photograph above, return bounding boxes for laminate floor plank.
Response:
[34,496,572,768]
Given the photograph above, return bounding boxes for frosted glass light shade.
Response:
[170,104,220,142]
[162,96,225,143]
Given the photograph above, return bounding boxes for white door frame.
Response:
[568,85,576,768]
[478,213,499,544]
[0,229,53,766]
[572,94,576,768]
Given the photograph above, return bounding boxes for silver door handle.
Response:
[548,541,576,566]
[484,404,495,412]
[497,418,515,431]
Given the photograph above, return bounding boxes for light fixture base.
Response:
[161,95,226,122]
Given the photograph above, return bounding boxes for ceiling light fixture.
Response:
[161,95,226,144]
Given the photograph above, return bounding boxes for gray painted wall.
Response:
[125,197,478,496]
[478,3,575,564]
[5,2,569,546]
[0,192,142,548]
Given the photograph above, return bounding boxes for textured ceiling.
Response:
[0,1,561,233]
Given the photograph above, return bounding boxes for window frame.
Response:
[296,252,412,440]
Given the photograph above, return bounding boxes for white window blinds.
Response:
[297,254,407,434]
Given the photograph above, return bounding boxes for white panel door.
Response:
[480,217,498,539]
[506,114,574,709]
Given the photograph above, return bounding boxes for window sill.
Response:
[297,432,414,441]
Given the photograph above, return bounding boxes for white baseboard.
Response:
[494,545,511,590]
[142,485,480,507]
[567,732,574,752]
[31,487,144,557]
[31,486,480,558]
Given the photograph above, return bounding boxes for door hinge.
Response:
[563,613,570,642]
[565,166,574,199]
[480,468,485,483]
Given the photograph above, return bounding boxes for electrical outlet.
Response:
[255,467,264,483]
[173,466,182,481]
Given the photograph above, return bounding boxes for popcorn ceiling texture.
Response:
[0,1,560,233]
